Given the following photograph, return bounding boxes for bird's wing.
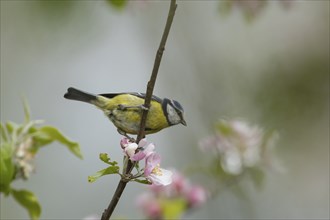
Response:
[98,93,122,99]
[129,93,163,103]
[99,92,163,103]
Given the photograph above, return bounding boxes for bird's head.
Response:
[163,98,186,127]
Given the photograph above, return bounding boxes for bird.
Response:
[64,87,186,137]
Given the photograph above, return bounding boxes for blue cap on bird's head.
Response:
[162,98,186,126]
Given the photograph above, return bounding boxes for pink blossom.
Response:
[131,143,155,161]
[124,142,138,158]
[136,170,208,219]
[121,138,152,161]
[171,170,190,195]
[120,137,130,149]
[138,138,148,148]
[199,119,266,175]
[144,153,172,186]
[185,185,207,208]
[144,153,160,176]
[136,193,162,219]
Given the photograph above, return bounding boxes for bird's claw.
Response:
[117,129,135,142]
[140,105,149,111]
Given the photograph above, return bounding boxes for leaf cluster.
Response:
[88,153,119,183]
[0,101,82,219]
[88,153,151,185]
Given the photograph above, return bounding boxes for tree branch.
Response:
[136,0,177,143]
[101,1,177,219]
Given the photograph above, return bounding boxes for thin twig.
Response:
[100,1,177,219]
[136,0,177,143]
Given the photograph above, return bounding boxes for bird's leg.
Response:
[118,104,149,111]
[117,128,135,142]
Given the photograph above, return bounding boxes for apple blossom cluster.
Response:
[136,171,208,219]
[120,138,173,186]
[220,0,292,20]
[199,119,280,175]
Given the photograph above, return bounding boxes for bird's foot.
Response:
[117,129,135,142]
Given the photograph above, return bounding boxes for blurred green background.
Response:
[1,0,329,219]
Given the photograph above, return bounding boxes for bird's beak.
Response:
[181,119,187,126]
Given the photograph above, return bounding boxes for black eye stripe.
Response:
[170,99,184,112]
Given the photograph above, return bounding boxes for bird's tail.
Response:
[64,87,97,103]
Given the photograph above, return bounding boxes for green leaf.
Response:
[99,153,118,166]
[133,178,151,185]
[22,98,31,123]
[11,189,41,220]
[26,126,52,154]
[88,166,120,183]
[100,153,109,163]
[20,120,42,138]
[6,121,19,143]
[1,123,8,142]
[0,143,15,194]
[161,198,186,219]
[31,137,53,153]
[37,126,83,159]
[6,121,18,134]
[107,0,127,9]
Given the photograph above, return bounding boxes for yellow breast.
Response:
[94,94,169,134]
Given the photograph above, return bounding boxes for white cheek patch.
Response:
[167,104,181,125]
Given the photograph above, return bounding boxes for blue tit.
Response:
[64,87,186,136]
